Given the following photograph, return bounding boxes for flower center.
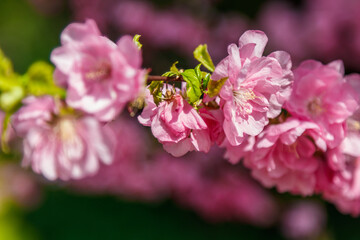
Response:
[55,118,77,142]
[233,89,257,115]
[85,61,111,81]
[307,98,323,116]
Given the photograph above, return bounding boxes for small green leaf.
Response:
[170,61,180,74]
[181,67,202,105]
[133,34,142,49]
[148,81,163,106]
[162,61,180,77]
[26,61,54,85]
[206,77,228,98]
[202,73,211,90]
[194,64,202,80]
[193,44,215,72]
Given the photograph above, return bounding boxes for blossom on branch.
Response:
[139,87,211,157]
[285,60,359,148]
[12,96,115,180]
[51,19,146,122]
[212,30,293,146]
[240,118,324,196]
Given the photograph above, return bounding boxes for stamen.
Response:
[232,89,257,115]
[85,61,111,81]
[307,98,323,116]
[56,118,77,141]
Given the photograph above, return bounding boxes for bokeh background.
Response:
[1,0,360,239]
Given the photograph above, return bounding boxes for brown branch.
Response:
[147,75,184,83]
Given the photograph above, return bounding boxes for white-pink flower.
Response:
[138,87,211,157]
[51,19,146,122]
[12,96,115,180]
[212,30,293,146]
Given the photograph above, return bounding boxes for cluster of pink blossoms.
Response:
[7,19,360,216]
[223,58,360,214]
[12,19,146,180]
[138,29,360,215]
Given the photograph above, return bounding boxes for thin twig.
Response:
[147,75,184,83]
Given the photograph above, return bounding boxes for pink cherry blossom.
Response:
[138,87,211,157]
[241,118,325,196]
[51,19,146,122]
[212,30,293,146]
[198,107,225,146]
[12,96,115,181]
[317,156,360,216]
[318,104,360,216]
[285,60,358,148]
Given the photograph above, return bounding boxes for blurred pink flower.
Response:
[319,105,360,216]
[139,88,211,157]
[258,0,360,70]
[51,19,146,122]
[258,2,307,64]
[114,1,209,53]
[317,158,360,216]
[0,163,42,208]
[156,148,278,225]
[12,96,115,180]
[207,14,249,63]
[212,30,293,146]
[281,201,326,240]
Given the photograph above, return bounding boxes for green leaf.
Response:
[206,77,228,98]
[194,64,202,80]
[0,86,24,112]
[181,65,202,104]
[148,81,163,106]
[24,61,66,98]
[133,34,142,49]
[0,76,21,92]
[27,82,66,98]
[162,61,180,77]
[193,44,215,72]
[26,61,54,85]
[202,73,210,90]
